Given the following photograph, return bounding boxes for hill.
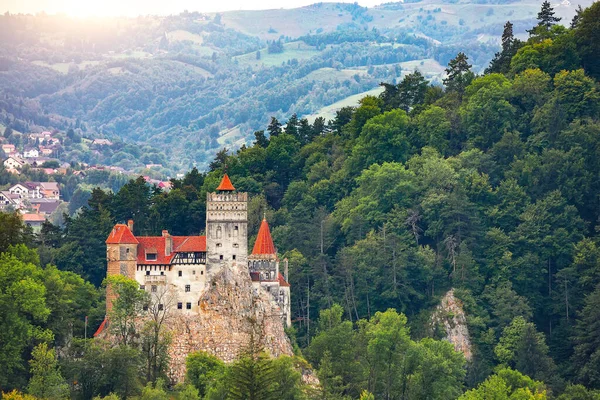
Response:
[0,0,591,174]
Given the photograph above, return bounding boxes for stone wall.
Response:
[166,264,293,382]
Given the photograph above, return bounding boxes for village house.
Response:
[0,191,22,210]
[93,138,113,146]
[3,156,26,171]
[23,148,40,158]
[8,182,61,200]
[1,143,16,155]
[22,213,46,232]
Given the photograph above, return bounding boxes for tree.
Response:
[0,212,34,253]
[574,2,600,79]
[486,21,522,74]
[254,130,269,148]
[0,251,51,390]
[495,317,557,384]
[443,52,474,99]
[228,352,277,400]
[459,368,547,399]
[186,351,225,397]
[27,343,69,400]
[267,117,282,137]
[106,275,148,346]
[572,286,600,389]
[141,285,175,383]
[529,0,561,34]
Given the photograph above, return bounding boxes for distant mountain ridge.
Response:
[0,0,589,174]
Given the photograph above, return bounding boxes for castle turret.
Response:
[105,220,139,312]
[206,174,248,273]
[248,217,292,327]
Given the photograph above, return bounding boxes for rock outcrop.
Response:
[431,289,472,361]
[166,264,294,381]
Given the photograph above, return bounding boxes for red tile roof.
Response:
[278,272,290,287]
[216,174,235,191]
[175,236,207,252]
[94,317,108,337]
[106,224,139,244]
[252,218,276,256]
[136,235,207,264]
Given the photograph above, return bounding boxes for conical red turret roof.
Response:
[216,173,235,191]
[252,218,276,256]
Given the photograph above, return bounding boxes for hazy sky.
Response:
[0,0,385,17]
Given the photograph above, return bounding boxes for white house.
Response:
[23,148,40,158]
[3,156,26,171]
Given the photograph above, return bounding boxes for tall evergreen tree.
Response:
[486,21,522,74]
[267,117,282,137]
[443,52,474,99]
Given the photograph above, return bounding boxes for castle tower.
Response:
[249,218,292,327]
[206,174,248,273]
[249,218,279,281]
[105,220,139,312]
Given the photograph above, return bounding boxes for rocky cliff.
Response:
[166,264,294,381]
[431,289,472,361]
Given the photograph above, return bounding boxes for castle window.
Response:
[219,255,223,260]
[233,255,236,260]
[146,270,150,276]
[233,243,239,248]
[186,302,192,310]
[193,270,196,275]
[200,270,204,275]
[126,248,130,254]
[185,285,191,292]
[233,226,239,237]
[177,302,182,310]
[146,253,157,261]
[216,226,222,239]
[178,271,182,277]
[160,271,164,276]
[216,243,222,248]
[151,285,157,293]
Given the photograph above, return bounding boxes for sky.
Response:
[0,0,385,17]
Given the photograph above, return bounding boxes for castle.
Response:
[102,174,291,328]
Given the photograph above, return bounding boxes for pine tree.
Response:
[254,130,269,148]
[443,52,474,99]
[397,70,428,112]
[284,113,299,137]
[528,0,561,35]
[228,328,277,400]
[537,0,561,29]
[486,21,522,74]
[267,117,282,137]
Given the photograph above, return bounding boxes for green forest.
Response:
[2,1,600,398]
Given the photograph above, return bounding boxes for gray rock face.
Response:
[166,265,294,381]
[431,289,472,361]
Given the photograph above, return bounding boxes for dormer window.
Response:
[146,253,157,261]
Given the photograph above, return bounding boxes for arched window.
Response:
[233,226,239,237]
[216,226,222,239]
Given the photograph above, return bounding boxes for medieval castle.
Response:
[102,174,291,328]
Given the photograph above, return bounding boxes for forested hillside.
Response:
[0,0,590,174]
[1,1,600,399]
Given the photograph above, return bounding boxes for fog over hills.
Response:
[0,0,589,174]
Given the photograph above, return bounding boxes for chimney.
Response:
[284,258,289,282]
[163,230,172,256]
[127,219,134,232]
